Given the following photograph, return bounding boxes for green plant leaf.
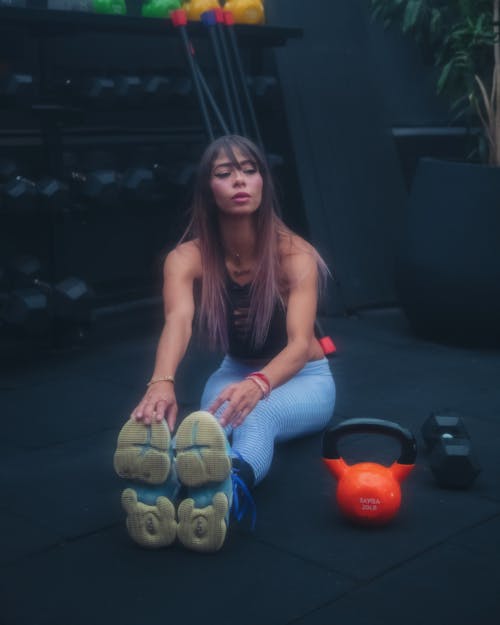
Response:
[437,60,454,93]
[402,0,422,32]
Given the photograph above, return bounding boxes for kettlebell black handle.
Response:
[322,418,417,465]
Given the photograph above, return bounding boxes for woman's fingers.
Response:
[132,393,176,424]
[131,400,147,421]
[154,399,168,423]
[207,388,232,415]
[165,403,178,432]
[217,383,261,427]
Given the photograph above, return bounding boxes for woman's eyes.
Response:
[213,167,257,178]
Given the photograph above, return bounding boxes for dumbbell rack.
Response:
[0,5,303,345]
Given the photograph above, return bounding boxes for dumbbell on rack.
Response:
[56,73,193,109]
[246,75,278,104]
[143,75,172,104]
[152,160,198,191]
[421,412,482,489]
[69,169,120,207]
[0,160,70,214]
[0,155,196,212]
[59,75,116,106]
[0,70,36,106]
[0,159,36,213]
[1,255,94,339]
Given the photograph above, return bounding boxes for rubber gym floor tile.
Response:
[253,434,500,581]
[46,336,221,406]
[0,429,123,539]
[332,341,500,427]
[450,514,500,555]
[0,525,353,625]
[0,376,137,450]
[290,542,500,625]
[0,509,62,566]
[0,329,162,399]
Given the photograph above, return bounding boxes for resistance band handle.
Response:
[170,8,187,27]
[223,10,235,25]
[201,8,224,25]
[314,320,336,357]
[322,418,417,465]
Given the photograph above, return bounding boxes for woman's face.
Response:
[209,148,263,217]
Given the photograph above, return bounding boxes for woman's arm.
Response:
[131,242,200,431]
[260,248,319,387]
[209,244,321,427]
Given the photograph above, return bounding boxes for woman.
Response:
[114,135,335,553]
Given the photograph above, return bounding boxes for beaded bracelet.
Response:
[147,375,175,387]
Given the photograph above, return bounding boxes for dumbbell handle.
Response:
[71,171,87,183]
[33,278,53,294]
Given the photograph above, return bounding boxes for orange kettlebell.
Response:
[322,418,417,525]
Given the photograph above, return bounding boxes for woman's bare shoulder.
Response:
[164,239,202,279]
[278,230,321,287]
[278,230,317,259]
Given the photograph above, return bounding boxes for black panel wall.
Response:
[268,0,476,315]
[268,0,408,314]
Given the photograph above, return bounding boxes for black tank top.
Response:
[226,276,288,359]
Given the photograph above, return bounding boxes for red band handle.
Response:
[223,10,235,25]
[171,8,187,27]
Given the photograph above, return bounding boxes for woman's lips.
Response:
[232,193,251,202]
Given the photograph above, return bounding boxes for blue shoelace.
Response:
[230,455,257,530]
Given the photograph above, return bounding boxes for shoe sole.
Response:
[175,411,232,553]
[114,420,176,548]
[114,420,170,485]
[121,487,177,549]
[175,410,231,486]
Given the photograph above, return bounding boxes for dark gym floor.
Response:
[1,308,499,625]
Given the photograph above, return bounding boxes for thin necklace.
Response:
[232,253,251,277]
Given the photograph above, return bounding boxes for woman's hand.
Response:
[131,381,178,432]
[208,378,264,428]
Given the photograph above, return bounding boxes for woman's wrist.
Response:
[147,375,175,387]
[246,371,271,398]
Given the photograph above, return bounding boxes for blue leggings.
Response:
[200,356,335,484]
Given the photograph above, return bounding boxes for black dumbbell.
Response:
[3,255,49,334]
[120,167,155,203]
[0,176,38,213]
[0,71,35,104]
[114,75,144,105]
[143,75,172,104]
[3,287,52,335]
[421,412,482,489]
[247,75,278,99]
[8,255,42,288]
[81,75,116,103]
[3,255,94,335]
[0,159,20,182]
[70,169,120,207]
[165,160,197,188]
[0,159,33,212]
[169,77,193,103]
[52,276,94,326]
[0,170,69,214]
[37,177,70,212]
[58,76,115,106]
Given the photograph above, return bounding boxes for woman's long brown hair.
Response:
[180,135,327,351]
